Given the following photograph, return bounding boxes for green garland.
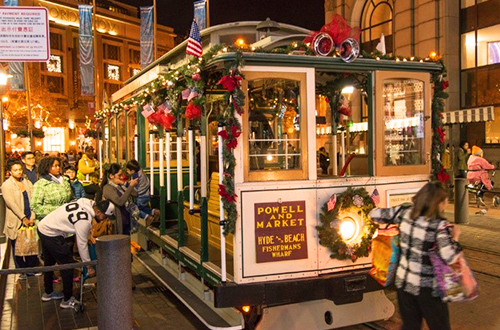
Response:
[96,42,448,235]
[13,129,45,139]
[316,187,377,262]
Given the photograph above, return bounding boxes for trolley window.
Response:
[243,71,308,182]
[117,113,126,163]
[375,71,431,176]
[109,115,117,163]
[127,110,137,160]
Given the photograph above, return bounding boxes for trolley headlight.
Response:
[339,218,357,241]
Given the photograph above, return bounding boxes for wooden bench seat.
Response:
[183,172,234,255]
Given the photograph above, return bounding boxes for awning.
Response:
[442,106,495,124]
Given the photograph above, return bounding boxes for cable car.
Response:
[101,21,443,329]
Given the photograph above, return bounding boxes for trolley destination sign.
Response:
[0,7,50,61]
[255,201,308,263]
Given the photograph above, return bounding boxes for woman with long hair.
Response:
[100,163,139,235]
[1,159,39,277]
[369,182,462,330]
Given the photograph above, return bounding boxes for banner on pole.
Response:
[4,0,24,91]
[193,0,207,30]
[79,4,94,96]
[140,6,154,69]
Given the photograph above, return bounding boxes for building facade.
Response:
[5,0,176,153]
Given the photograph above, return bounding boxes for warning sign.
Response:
[255,201,308,263]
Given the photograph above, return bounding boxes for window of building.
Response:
[130,68,141,77]
[106,64,121,81]
[485,106,500,144]
[360,0,394,54]
[46,55,62,73]
[487,41,500,64]
[129,49,140,65]
[50,33,63,51]
[104,82,121,96]
[104,44,121,61]
[461,32,476,69]
[477,25,500,66]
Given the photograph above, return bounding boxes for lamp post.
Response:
[0,66,11,184]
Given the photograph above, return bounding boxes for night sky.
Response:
[119,0,325,39]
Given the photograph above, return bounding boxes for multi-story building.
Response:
[5,0,175,152]
[324,0,498,167]
[460,0,500,159]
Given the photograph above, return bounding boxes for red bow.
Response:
[218,75,242,92]
[185,102,202,120]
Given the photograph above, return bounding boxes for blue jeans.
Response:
[136,195,153,219]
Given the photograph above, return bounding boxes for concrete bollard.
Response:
[454,178,469,224]
[97,235,133,330]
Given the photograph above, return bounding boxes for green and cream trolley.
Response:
[100,21,445,329]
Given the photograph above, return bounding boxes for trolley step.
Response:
[136,252,243,330]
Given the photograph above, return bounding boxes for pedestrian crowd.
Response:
[1,147,158,310]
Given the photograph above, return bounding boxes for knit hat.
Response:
[96,200,115,218]
[472,146,483,156]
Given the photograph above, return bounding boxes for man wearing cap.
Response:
[77,146,100,199]
[37,198,115,309]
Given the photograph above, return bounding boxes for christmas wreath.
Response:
[316,187,377,262]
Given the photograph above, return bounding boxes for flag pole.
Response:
[153,0,157,60]
[92,0,100,114]
[206,0,210,27]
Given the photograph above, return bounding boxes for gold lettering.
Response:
[274,220,280,228]
[256,221,263,229]
[266,222,272,228]
[298,218,304,226]
[269,215,276,220]
[297,204,303,213]
[272,206,279,214]
[286,213,292,219]
[257,207,264,215]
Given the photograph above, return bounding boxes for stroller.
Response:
[75,244,97,312]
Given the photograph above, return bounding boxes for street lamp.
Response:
[0,66,12,184]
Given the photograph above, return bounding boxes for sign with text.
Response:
[255,201,308,263]
[386,188,419,207]
[0,7,49,61]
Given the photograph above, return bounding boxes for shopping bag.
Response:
[15,226,39,257]
[369,226,400,287]
[429,250,479,302]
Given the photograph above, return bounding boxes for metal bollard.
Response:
[97,235,133,330]
[454,178,469,224]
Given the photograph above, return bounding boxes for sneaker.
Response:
[27,272,43,277]
[19,274,27,280]
[60,296,79,309]
[153,209,160,221]
[145,215,154,227]
[42,291,64,301]
[478,197,486,207]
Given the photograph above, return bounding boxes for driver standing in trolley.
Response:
[37,199,115,309]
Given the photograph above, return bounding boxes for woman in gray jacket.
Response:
[1,159,38,276]
[100,163,138,235]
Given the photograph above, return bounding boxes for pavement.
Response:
[0,258,205,330]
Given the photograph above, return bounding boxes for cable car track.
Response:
[462,245,500,280]
[361,322,390,330]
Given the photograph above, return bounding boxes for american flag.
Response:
[371,188,380,206]
[327,193,337,212]
[186,20,202,57]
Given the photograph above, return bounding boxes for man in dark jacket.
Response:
[21,151,38,184]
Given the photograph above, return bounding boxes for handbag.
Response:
[369,226,399,286]
[429,247,479,302]
[15,226,39,257]
[369,204,411,286]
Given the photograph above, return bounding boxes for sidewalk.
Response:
[445,197,500,254]
[0,258,205,330]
